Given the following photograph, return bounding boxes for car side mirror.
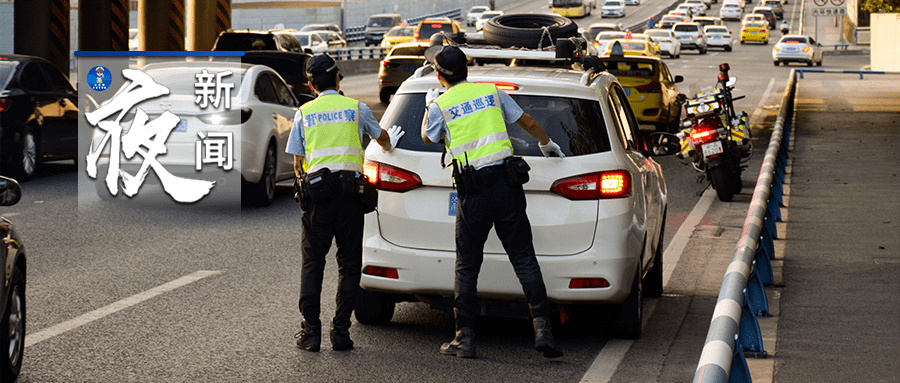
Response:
[649,132,681,156]
[0,176,22,206]
[674,75,684,83]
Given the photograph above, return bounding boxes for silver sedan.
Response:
[773,35,823,66]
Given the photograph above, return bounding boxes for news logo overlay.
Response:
[76,52,243,208]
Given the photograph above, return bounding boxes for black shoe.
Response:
[331,328,354,351]
[295,321,321,352]
[533,317,563,358]
[440,327,476,358]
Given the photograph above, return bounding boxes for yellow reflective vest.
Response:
[435,83,513,169]
[300,94,363,173]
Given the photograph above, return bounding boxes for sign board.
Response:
[813,0,846,16]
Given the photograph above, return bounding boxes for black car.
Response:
[0,54,78,181]
[240,51,316,104]
[0,176,25,381]
[212,30,304,53]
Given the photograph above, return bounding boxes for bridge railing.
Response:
[692,68,893,383]
[344,8,462,43]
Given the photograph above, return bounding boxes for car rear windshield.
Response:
[368,17,396,27]
[645,31,670,38]
[674,24,700,32]
[383,93,611,156]
[390,45,427,56]
[418,23,454,38]
[214,34,276,51]
[605,60,656,78]
[707,27,729,34]
[388,28,414,37]
[781,37,808,44]
[620,42,646,51]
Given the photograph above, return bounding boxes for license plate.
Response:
[679,36,690,39]
[702,141,724,157]
[448,192,458,216]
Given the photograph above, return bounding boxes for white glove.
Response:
[425,88,441,106]
[539,139,565,158]
[386,125,405,152]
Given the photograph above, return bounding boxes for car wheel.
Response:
[644,210,666,298]
[764,39,768,45]
[676,53,680,58]
[608,266,642,339]
[725,45,732,52]
[9,127,37,181]
[379,87,394,104]
[807,61,813,67]
[483,14,577,49]
[816,60,822,67]
[700,47,707,54]
[354,288,395,325]
[247,143,276,206]
[740,40,745,44]
[0,265,25,382]
[774,61,779,66]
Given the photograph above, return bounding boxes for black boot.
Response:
[533,317,563,358]
[295,320,321,352]
[331,325,354,351]
[440,327,476,358]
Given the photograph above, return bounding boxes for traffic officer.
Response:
[421,44,565,359]
[287,53,404,352]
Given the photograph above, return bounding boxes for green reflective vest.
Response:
[435,83,513,169]
[300,94,363,173]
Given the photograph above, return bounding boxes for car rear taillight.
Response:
[551,170,632,200]
[381,60,399,68]
[363,266,399,279]
[363,160,422,192]
[635,82,662,93]
[0,99,10,112]
[569,278,610,289]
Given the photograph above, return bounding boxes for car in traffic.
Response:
[692,16,724,28]
[92,61,299,206]
[658,14,691,29]
[594,31,628,48]
[740,21,769,44]
[629,33,663,56]
[212,30,304,53]
[773,34,823,66]
[719,2,744,20]
[377,42,429,103]
[644,28,682,58]
[475,10,504,32]
[300,23,342,38]
[289,31,329,54]
[601,0,626,18]
[624,0,641,4]
[364,13,403,46]
[587,22,626,41]
[358,37,668,340]
[672,22,708,54]
[742,13,767,25]
[751,6,777,29]
[551,0,594,17]
[0,54,78,181]
[600,47,685,132]
[674,4,701,17]
[763,0,784,19]
[380,25,416,50]
[599,39,658,58]
[704,25,733,51]
[309,30,347,50]
[466,5,491,26]
[0,175,25,382]
[240,51,316,104]
[413,17,465,43]
[679,1,706,16]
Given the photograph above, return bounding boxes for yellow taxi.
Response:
[413,17,464,43]
[600,39,659,58]
[600,44,684,131]
[380,25,416,50]
[740,22,769,44]
[630,33,662,56]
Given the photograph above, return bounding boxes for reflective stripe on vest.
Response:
[300,94,363,173]
[435,83,512,168]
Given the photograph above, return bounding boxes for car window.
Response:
[620,42,646,51]
[383,93,611,156]
[254,73,280,104]
[605,60,656,78]
[660,63,674,83]
[674,24,699,32]
[0,62,15,90]
[607,86,637,151]
[19,62,51,91]
[390,45,427,56]
[368,17,396,27]
[39,62,74,93]
[214,34,277,51]
[270,74,298,107]
[388,28,414,37]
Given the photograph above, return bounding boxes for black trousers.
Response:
[299,194,364,330]
[454,169,550,328]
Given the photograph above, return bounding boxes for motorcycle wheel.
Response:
[710,166,735,202]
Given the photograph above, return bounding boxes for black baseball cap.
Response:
[305,53,342,82]
[424,45,467,76]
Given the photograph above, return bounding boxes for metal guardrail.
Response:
[328,46,388,61]
[693,68,895,383]
[343,8,463,43]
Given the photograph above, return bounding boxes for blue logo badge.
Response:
[88,66,112,91]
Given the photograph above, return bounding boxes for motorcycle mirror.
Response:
[726,76,737,87]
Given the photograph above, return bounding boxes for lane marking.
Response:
[25,270,223,347]
[749,78,777,129]
[580,188,716,382]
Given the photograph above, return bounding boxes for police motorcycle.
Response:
[652,63,751,201]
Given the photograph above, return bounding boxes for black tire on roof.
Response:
[482,14,578,49]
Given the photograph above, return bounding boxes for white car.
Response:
[467,5,491,26]
[358,43,668,339]
[704,25,733,51]
[475,10,504,32]
[92,61,299,206]
[601,0,626,18]
[594,31,628,48]
[719,3,744,20]
[681,0,707,16]
[773,34,824,66]
[675,4,701,17]
[672,22,708,53]
[289,31,329,54]
[624,0,640,5]
[644,28,682,58]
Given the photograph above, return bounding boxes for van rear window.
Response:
[382,93,611,156]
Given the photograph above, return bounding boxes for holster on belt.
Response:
[451,159,479,197]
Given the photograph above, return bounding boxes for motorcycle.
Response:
[652,63,752,201]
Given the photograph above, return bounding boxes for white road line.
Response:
[25,270,223,347]
[579,188,716,383]
[749,78,777,129]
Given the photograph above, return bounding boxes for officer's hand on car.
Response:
[386,125,405,152]
[539,139,565,158]
[425,88,441,106]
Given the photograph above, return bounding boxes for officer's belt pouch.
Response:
[360,181,378,213]
[504,156,531,186]
[305,168,336,203]
[338,170,363,197]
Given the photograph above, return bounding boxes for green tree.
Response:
[861,0,900,12]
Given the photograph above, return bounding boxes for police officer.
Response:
[287,53,404,352]
[421,44,565,359]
